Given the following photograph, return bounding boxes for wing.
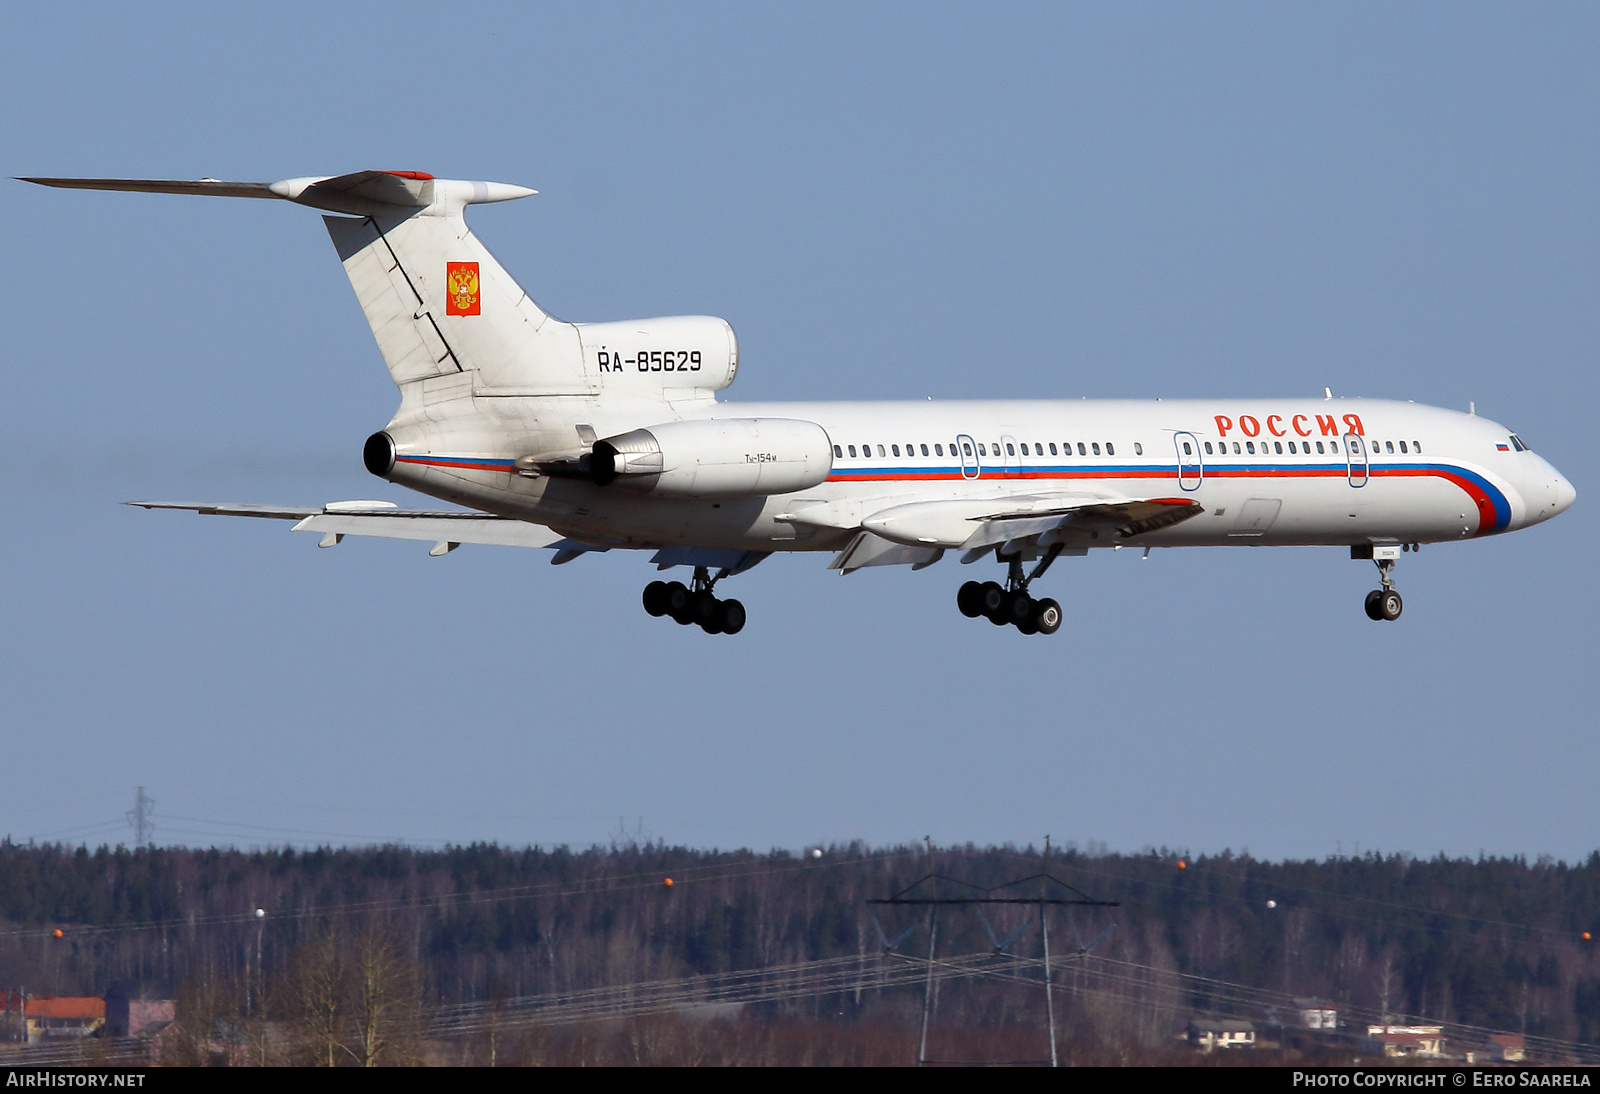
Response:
[857,493,1205,564]
[128,501,565,554]
[786,491,1205,574]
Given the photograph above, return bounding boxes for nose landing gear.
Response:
[957,545,1063,635]
[1362,554,1403,622]
[643,566,746,635]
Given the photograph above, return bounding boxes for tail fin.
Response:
[325,209,590,393]
[23,171,594,394]
[305,175,592,394]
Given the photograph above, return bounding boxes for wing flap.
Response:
[828,532,943,574]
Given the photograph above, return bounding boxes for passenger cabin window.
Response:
[833,445,842,458]
[1091,442,1100,455]
[1183,442,1193,455]
[1274,441,1282,454]
[1204,442,1213,455]
[1106,443,1114,455]
[977,444,986,457]
[848,445,857,458]
[962,443,972,457]
[1233,442,1242,454]
[1413,441,1422,453]
[1399,441,1407,453]
[1049,443,1058,455]
[1077,443,1087,456]
[1386,441,1394,453]
[1006,443,1015,455]
[877,445,885,457]
[1134,443,1143,455]
[921,444,930,456]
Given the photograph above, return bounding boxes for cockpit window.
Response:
[1510,434,1531,452]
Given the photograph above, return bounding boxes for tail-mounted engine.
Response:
[591,418,833,497]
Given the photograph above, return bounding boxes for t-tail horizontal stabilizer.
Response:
[20,171,536,217]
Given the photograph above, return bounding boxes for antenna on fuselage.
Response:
[1324,387,1332,399]
[1470,401,1476,416]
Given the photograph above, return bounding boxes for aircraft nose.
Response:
[1552,471,1576,516]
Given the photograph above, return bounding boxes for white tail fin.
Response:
[299,174,593,394]
[23,171,743,402]
[325,209,591,393]
[23,170,594,394]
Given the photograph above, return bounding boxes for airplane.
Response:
[22,171,1576,635]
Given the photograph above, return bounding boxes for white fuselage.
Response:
[381,396,1574,554]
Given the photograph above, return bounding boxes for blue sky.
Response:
[2,3,1595,859]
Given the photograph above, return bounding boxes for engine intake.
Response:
[363,431,396,477]
[591,418,832,497]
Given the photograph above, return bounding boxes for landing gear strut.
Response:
[643,566,746,635]
[957,545,1062,636]
[1362,556,1403,622]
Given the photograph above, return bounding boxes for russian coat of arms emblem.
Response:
[445,261,481,316]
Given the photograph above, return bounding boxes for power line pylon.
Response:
[867,836,1118,1066]
[126,787,155,846]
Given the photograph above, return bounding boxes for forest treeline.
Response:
[1,840,1597,1055]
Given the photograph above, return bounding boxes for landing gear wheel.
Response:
[1016,614,1039,635]
[979,581,1005,618]
[643,581,670,617]
[665,581,694,625]
[1004,591,1036,627]
[692,592,722,630]
[717,598,746,635]
[957,581,985,618]
[1034,598,1062,635]
[1364,590,1384,621]
[1379,590,1403,621]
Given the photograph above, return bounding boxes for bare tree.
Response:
[347,919,423,1066]
[288,924,347,1067]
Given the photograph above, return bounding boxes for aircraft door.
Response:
[999,434,1023,477]
[956,433,980,480]
[1345,433,1368,487]
[1174,431,1203,491]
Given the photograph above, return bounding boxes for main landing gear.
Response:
[643,566,746,635]
[957,545,1063,636]
[1362,555,1404,622]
